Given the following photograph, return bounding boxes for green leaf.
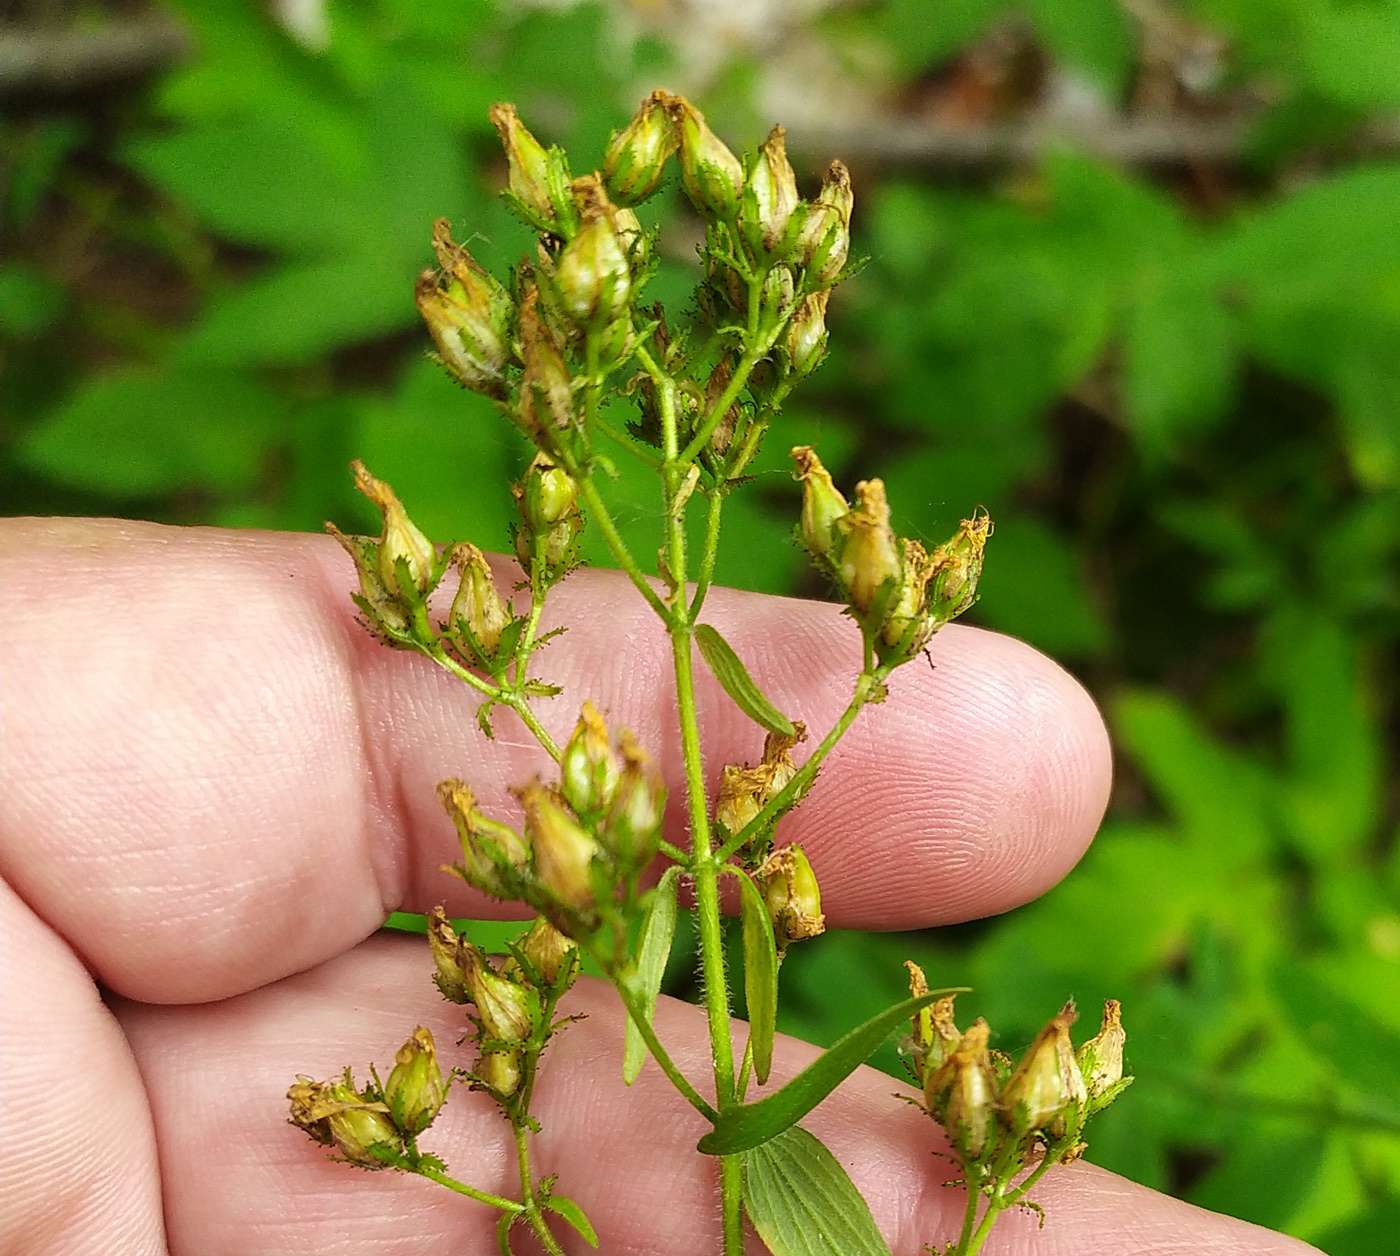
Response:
[542,1193,599,1247]
[178,255,415,366]
[20,367,281,496]
[623,866,681,1084]
[742,1125,892,1256]
[697,992,945,1155]
[738,868,779,1086]
[694,624,797,737]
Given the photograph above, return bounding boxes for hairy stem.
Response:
[414,1163,525,1214]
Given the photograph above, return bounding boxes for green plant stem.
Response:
[678,344,762,467]
[689,487,725,620]
[954,1167,983,1253]
[608,963,718,1121]
[654,335,746,1256]
[962,1195,1004,1256]
[430,646,561,760]
[414,1163,525,1213]
[513,1121,567,1256]
[575,473,671,622]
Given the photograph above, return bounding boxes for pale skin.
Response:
[0,518,1321,1256]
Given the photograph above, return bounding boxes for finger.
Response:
[0,876,165,1255]
[115,934,1318,1256]
[0,519,1109,1003]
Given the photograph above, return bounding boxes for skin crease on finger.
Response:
[113,933,1323,1256]
[0,518,1111,1007]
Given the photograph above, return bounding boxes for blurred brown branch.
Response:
[0,13,190,96]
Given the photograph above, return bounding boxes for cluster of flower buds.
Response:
[904,963,1130,1168]
[511,452,582,582]
[288,1027,447,1167]
[438,703,666,962]
[792,446,992,663]
[428,909,579,1101]
[326,462,448,645]
[754,844,825,950]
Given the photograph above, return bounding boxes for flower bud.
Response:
[416,221,512,397]
[448,543,511,656]
[1077,999,1126,1101]
[758,264,796,321]
[785,289,830,378]
[555,176,633,329]
[603,729,665,866]
[668,96,744,219]
[519,782,600,908]
[438,779,529,898]
[604,88,679,205]
[560,700,622,816]
[907,960,964,1081]
[746,124,800,251]
[795,160,853,283]
[925,1020,998,1159]
[1000,1002,1087,1138]
[520,915,579,987]
[791,446,848,560]
[517,285,575,436]
[513,452,582,574]
[756,845,825,948]
[427,907,472,1003]
[927,509,992,628]
[288,1075,401,1167]
[458,939,534,1045]
[350,461,438,598]
[383,1027,447,1136]
[518,452,579,529]
[880,538,936,651]
[833,478,901,618]
[476,1048,522,1098]
[489,102,554,221]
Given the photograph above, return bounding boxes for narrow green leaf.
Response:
[697,992,948,1155]
[542,1194,599,1247]
[742,1125,892,1256]
[623,865,681,1084]
[737,868,779,1086]
[495,1210,517,1255]
[695,623,797,737]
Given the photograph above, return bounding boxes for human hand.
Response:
[0,518,1319,1255]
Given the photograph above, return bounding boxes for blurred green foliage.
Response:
[3,0,1397,1247]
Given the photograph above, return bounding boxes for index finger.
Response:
[0,518,1110,1004]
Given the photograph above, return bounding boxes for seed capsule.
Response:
[519,782,600,908]
[555,176,633,329]
[1000,1002,1087,1137]
[756,844,825,948]
[560,700,623,816]
[747,124,800,251]
[791,445,848,560]
[795,160,853,283]
[604,88,679,204]
[489,102,554,221]
[668,97,744,219]
[448,543,511,656]
[383,1027,447,1137]
[833,478,901,617]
